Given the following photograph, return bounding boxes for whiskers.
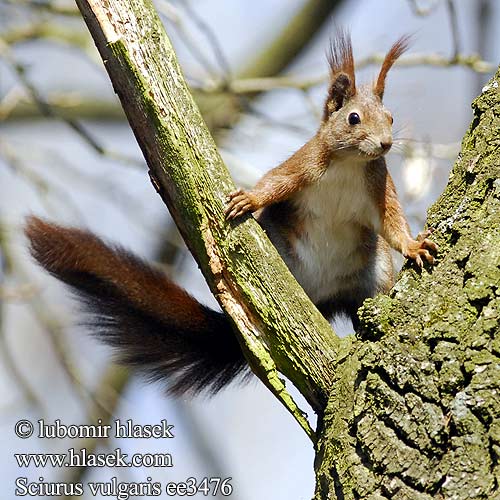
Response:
[359,136,384,158]
[332,141,356,153]
[391,123,415,154]
[391,136,421,155]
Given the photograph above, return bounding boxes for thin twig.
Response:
[407,0,441,16]
[180,0,232,78]
[0,223,44,412]
[0,38,144,168]
[1,22,89,46]
[0,0,80,16]
[446,0,460,60]
[0,139,86,220]
[157,0,220,79]
[193,51,494,95]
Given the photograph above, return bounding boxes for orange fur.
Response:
[374,35,410,99]
[25,216,248,395]
[26,217,206,327]
[26,34,435,396]
[225,133,331,219]
[324,30,356,120]
[327,29,355,80]
[226,32,436,325]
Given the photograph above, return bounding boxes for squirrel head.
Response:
[320,31,409,161]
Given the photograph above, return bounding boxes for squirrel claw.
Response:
[226,188,243,202]
[416,229,438,253]
[225,189,256,220]
[404,234,437,268]
[415,254,424,268]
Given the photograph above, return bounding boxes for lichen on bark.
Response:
[314,69,500,499]
[72,0,500,495]
[75,0,342,440]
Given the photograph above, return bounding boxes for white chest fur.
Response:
[291,159,381,303]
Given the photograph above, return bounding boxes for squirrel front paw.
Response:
[225,189,258,220]
[403,230,438,268]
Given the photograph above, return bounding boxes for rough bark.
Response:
[314,70,500,499]
[74,0,499,497]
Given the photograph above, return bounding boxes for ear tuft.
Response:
[374,35,411,99]
[323,73,353,120]
[323,29,356,120]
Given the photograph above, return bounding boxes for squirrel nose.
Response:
[380,141,392,152]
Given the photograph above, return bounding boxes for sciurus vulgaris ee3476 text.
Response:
[25,32,437,395]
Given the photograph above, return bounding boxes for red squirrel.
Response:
[25,32,436,395]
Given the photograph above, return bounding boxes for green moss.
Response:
[89,0,341,441]
[314,68,500,498]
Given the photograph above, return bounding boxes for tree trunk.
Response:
[74,0,500,497]
[314,71,500,499]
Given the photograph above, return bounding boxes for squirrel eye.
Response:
[390,116,394,124]
[348,112,361,125]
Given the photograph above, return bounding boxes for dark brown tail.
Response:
[25,216,248,395]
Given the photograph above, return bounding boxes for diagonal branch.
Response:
[74,0,342,439]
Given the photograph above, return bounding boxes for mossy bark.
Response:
[74,0,499,497]
[314,70,500,499]
[74,0,340,440]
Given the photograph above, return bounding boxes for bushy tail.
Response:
[25,216,248,395]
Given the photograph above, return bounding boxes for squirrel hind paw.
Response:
[404,236,437,268]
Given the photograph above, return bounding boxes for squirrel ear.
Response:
[323,72,354,120]
[323,29,356,120]
[374,35,410,99]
